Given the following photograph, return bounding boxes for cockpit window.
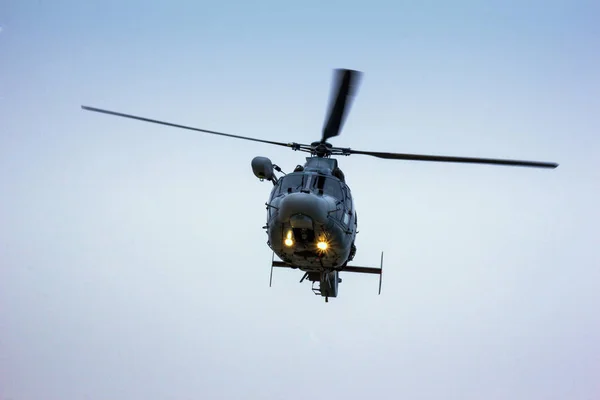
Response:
[277,174,305,195]
[312,175,343,199]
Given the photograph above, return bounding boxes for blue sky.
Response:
[1,1,599,399]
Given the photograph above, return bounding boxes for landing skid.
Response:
[269,252,384,302]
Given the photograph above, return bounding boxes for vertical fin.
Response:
[378,251,384,295]
[269,252,275,287]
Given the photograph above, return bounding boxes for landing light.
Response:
[284,231,294,247]
[317,241,328,251]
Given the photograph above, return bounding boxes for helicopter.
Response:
[81,68,558,302]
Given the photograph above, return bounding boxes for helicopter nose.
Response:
[278,192,328,224]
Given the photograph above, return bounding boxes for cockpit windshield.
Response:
[273,173,344,199]
[312,175,343,199]
[277,174,305,195]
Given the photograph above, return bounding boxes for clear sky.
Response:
[1,1,599,399]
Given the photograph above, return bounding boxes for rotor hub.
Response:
[311,141,333,157]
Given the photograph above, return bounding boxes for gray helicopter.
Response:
[81,69,558,302]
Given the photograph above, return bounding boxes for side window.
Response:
[343,185,353,212]
[269,181,280,202]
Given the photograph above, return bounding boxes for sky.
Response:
[1,0,599,399]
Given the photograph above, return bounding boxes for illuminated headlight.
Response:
[316,241,328,251]
[284,231,294,247]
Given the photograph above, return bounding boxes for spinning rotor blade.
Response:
[345,149,558,169]
[81,105,297,149]
[322,69,362,142]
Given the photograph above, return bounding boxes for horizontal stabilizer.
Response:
[271,260,381,274]
[342,265,382,275]
[271,252,384,294]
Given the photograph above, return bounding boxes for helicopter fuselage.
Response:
[264,157,357,272]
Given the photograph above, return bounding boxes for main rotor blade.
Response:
[346,149,558,169]
[81,105,296,149]
[322,69,362,142]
